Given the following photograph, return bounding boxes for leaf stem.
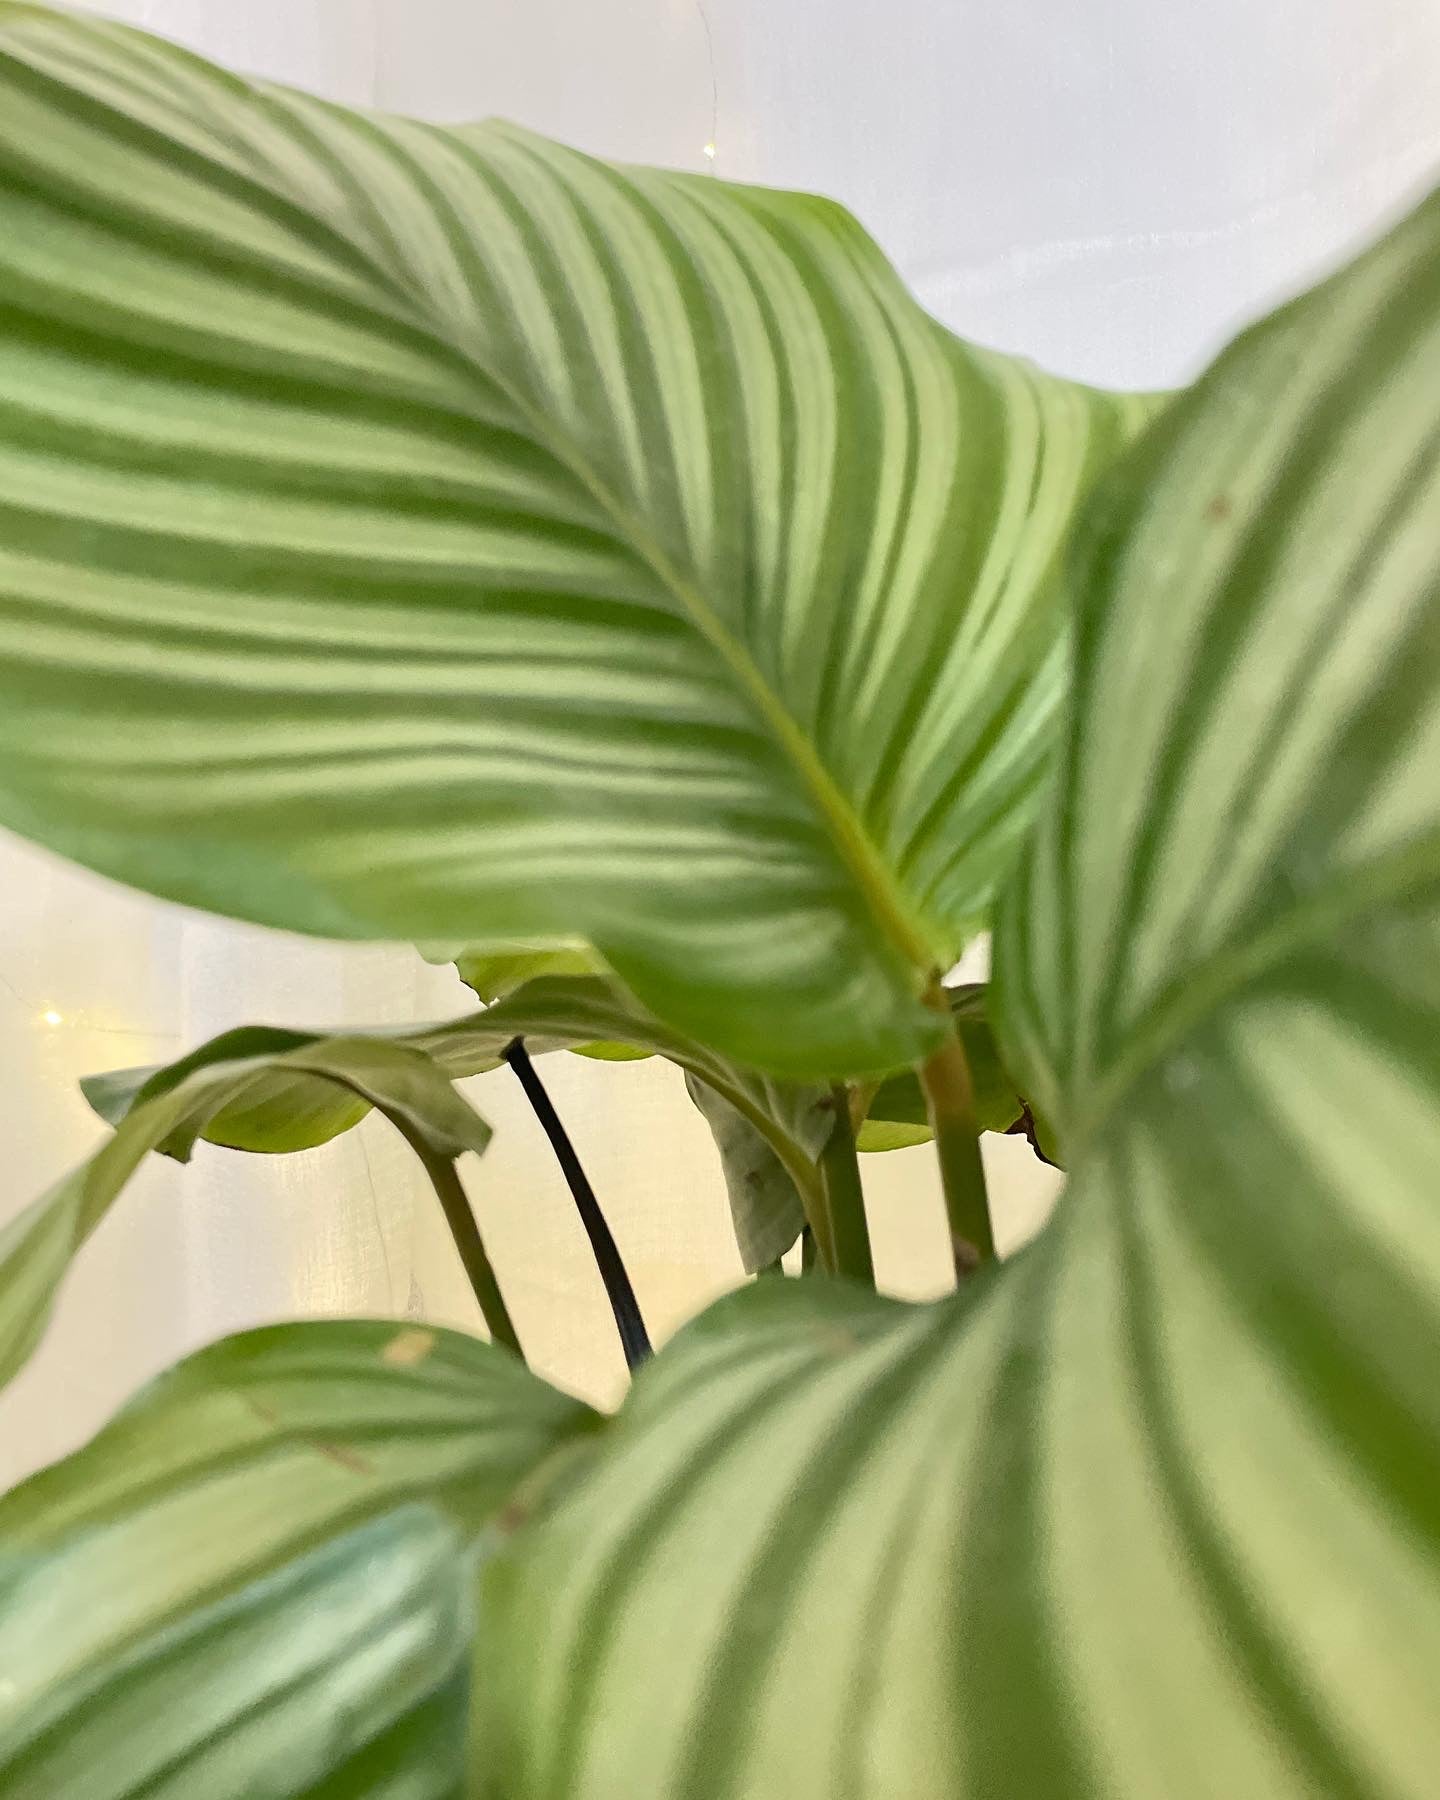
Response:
[393,1122,524,1359]
[918,995,996,1279]
[800,1189,837,1274]
[503,1038,652,1371]
[817,1084,875,1284]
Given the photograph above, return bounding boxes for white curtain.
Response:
[3,0,1438,1483]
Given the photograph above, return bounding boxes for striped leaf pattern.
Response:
[0,1320,598,1796]
[0,5,1156,1076]
[470,186,1440,1794]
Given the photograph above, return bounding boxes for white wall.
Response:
[3,0,1439,1479]
[109,0,381,101]
[377,0,1440,384]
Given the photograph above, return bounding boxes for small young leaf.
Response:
[443,941,647,1061]
[684,1072,832,1272]
[2,1035,493,1390]
[449,943,605,1005]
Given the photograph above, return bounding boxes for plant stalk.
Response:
[802,1191,838,1274]
[504,1038,652,1371]
[396,1124,524,1359]
[817,1083,874,1284]
[918,997,996,1279]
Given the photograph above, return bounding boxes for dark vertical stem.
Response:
[918,993,996,1279]
[503,1038,652,1371]
[800,1226,818,1273]
[818,1083,874,1284]
[393,1121,524,1359]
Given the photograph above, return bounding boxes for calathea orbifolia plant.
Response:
[0,6,1436,1796]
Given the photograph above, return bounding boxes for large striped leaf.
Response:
[0,1320,598,1796]
[0,1032,493,1391]
[468,185,1440,1793]
[0,4,1156,1077]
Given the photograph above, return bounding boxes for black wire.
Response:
[502,1038,652,1371]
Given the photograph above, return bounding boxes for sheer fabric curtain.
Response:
[3,0,1438,1483]
[0,2,430,1488]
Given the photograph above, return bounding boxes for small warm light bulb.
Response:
[702,142,717,160]
[41,1009,63,1027]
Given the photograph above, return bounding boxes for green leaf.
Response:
[991,181,1440,1793]
[857,983,1025,1149]
[470,188,1440,1794]
[3,1033,492,1390]
[83,974,840,1264]
[0,6,1157,1077]
[683,1072,831,1272]
[568,1040,653,1062]
[444,940,648,1061]
[472,1279,939,1797]
[449,942,604,1005]
[82,1025,368,1156]
[850,1116,934,1152]
[0,1319,597,1796]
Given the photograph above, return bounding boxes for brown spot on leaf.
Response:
[494,1497,532,1536]
[1205,493,1233,522]
[245,1398,280,1427]
[382,1327,437,1368]
[310,1440,372,1475]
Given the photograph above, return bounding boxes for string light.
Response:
[41,1009,63,1027]
[696,0,718,168]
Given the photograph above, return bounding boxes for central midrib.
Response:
[296,132,945,989]
[489,367,943,982]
